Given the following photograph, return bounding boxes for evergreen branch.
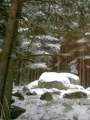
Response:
[16,19,90,37]
[15,19,86,36]
[15,19,64,34]
[20,58,34,62]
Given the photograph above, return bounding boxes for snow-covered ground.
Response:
[12,72,90,120]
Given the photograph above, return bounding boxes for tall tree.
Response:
[0,0,24,119]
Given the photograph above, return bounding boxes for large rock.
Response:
[38,72,70,90]
[10,105,26,119]
[63,91,87,99]
[38,81,69,90]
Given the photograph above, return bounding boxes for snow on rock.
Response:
[69,84,84,90]
[38,72,70,90]
[27,80,38,89]
[29,88,61,95]
[86,87,90,91]
[59,73,80,85]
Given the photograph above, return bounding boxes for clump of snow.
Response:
[26,63,48,69]
[77,38,88,43]
[21,40,30,48]
[34,50,49,54]
[69,59,78,74]
[85,32,90,35]
[35,11,45,16]
[86,65,90,69]
[18,28,29,33]
[83,55,90,59]
[36,35,58,41]
[70,64,78,74]
[47,43,60,50]
[72,22,78,28]
[32,42,41,48]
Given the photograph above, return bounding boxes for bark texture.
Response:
[1,2,24,119]
[0,0,18,119]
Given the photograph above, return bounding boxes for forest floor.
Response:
[12,86,90,120]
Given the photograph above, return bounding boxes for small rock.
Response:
[12,90,24,100]
[11,98,15,104]
[40,92,53,101]
[10,105,26,119]
[22,85,29,92]
[63,91,87,99]
[26,91,37,96]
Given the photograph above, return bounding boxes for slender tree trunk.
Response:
[82,51,85,87]
[0,1,24,119]
[1,57,16,120]
[1,21,19,120]
[79,51,82,85]
[0,0,18,114]
[0,0,24,119]
[57,56,60,72]
[87,59,90,87]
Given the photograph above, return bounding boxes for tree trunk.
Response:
[86,59,90,87]
[1,21,19,120]
[82,51,85,87]
[79,51,82,85]
[0,0,19,119]
[0,1,24,119]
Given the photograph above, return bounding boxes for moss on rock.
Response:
[63,91,87,99]
[38,81,69,90]
[40,92,53,101]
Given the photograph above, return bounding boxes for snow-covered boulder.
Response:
[59,73,80,85]
[38,72,70,90]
